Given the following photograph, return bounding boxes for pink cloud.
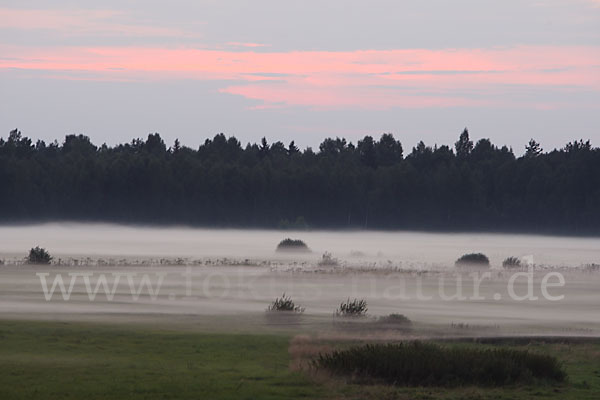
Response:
[0,8,191,38]
[225,42,268,48]
[1,44,598,109]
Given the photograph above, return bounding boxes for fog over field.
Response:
[0,223,599,337]
[1,223,599,267]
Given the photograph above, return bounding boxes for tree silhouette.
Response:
[287,141,299,155]
[357,135,377,168]
[0,128,598,234]
[375,133,403,166]
[525,139,542,157]
[455,128,473,159]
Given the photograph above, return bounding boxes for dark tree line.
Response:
[1,128,599,234]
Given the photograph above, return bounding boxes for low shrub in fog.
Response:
[455,253,490,267]
[267,293,305,313]
[313,341,566,386]
[378,313,412,327]
[276,238,310,252]
[349,250,366,258]
[27,247,52,264]
[502,256,522,269]
[335,298,368,317]
[583,263,599,272]
[318,252,339,266]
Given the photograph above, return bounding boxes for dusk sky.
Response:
[1,0,599,153]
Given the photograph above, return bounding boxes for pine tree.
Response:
[454,128,473,159]
[525,139,542,157]
[287,140,299,155]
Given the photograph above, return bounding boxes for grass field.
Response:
[0,320,598,400]
[0,320,322,400]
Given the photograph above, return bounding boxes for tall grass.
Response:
[267,293,305,313]
[502,256,522,269]
[314,342,566,386]
[335,298,368,317]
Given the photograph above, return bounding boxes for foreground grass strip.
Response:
[314,341,566,387]
[0,320,322,400]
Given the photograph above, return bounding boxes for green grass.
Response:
[0,320,599,400]
[0,320,322,400]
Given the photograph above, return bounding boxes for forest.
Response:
[0,128,598,234]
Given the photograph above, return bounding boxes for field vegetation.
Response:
[377,313,412,328]
[335,298,368,317]
[267,293,305,313]
[276,238,310,252]
[0,320,599,400]
[503,256,523,268]
[455,253,490,267]
[313,342,566,386]
[26,247,52,264]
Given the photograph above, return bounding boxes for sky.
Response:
[1,0,599,153]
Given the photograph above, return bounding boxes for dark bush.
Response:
[378,313,412,327]
[27,247,52,264]
[267,293,305,313]
[502,256,522,269]
[335,298,368,317]
[276,238,310,252]
[455,253,490,267]
[314,342,566,387]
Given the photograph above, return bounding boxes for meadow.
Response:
[0,320,598,400]
[1,225,599,398]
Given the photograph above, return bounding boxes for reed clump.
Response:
[313,341,566,386]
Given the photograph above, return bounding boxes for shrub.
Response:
[583,263,599,272]
[276,238,310,252]
[378,313,412,327]
[455,253,490,267]
[318,252,339,266]
[267,293,305,313]
[335,298,368,317]
[313,342,566,387]
[349,250,366,258]
[502,256,522,269]
[27,247,52,264]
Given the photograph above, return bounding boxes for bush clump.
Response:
[314,342,566,387]
[378,313,412,327]
[335,298,368,317]
[584,263,599,272]
[27,246,52,264]
[455,253,490,267]
[502,256,522,269]
[267,293,305,313]
[276,238,310,253]
[318,252,339,266]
